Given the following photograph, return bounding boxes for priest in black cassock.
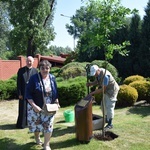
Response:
[16,56,38,129]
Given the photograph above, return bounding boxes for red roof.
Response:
[41,55,66,64]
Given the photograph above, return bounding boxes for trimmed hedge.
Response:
[116,85,138,107]
[58,62,87,79]
[0,79,17,100]
[129,80,150,103]
[58,61,119,81]
[123,75,145,85]
[57,76,87,106]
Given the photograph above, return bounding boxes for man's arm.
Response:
[86,79,98,87]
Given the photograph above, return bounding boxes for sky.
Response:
[51,0,149,49]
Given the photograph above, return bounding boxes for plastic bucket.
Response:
[63,109,75,122]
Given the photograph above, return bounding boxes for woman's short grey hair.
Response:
[38,60,52,69]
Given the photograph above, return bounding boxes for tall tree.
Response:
[139,0,150,77]
[5,0,56,57]
[0,1,11,59]
[128,13,141,76]
[110,24,129,77]
[66,0,133,63]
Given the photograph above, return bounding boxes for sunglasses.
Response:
[41,66,50,70]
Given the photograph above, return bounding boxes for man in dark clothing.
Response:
[16,56,38,129]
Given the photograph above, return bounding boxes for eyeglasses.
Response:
[41,67,50,70]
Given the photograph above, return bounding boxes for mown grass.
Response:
[0,100,150,150]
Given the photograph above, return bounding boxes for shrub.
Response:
[58,62,88,79]
[51,67,61,77]
[129,80,150,103]
[57,76,87,107]
[58,61,119,81]
[116,85,138,107]
[56,77,64,82]
[94,92,103,104]
[0,79,17,100]
[123,75,145,85]
[10,74,17,81]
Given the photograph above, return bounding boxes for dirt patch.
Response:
[0,100,18,123]
[94,131,119,141]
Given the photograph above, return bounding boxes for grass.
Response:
[0,100,150,150]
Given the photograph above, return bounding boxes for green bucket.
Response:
[63,109,75,122]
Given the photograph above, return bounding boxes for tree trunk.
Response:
[27,37,35,57]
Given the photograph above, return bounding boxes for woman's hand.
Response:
[27,99,42,113]
[33,105,42,113]
[57,103,61,108]
[55,99,60,108]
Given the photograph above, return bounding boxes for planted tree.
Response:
[75,0,135,139]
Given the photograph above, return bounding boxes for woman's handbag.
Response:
[38,73,59,115]
[43,103,59,115]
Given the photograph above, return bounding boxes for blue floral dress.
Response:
[26,73,58,133]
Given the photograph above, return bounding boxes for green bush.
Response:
[58,62,88,79]
[57,76,87,107]
[123,75,145,85]
[56,77,64,82]
[51,67,61,77]
[116,85,138,107]
[58,60,119,81]
[10,74,17,81]
[0,79,17,100]
[94,92,103,104]
[129,80,150,103]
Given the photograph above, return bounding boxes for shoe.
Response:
[35,138,43,145]
[105,124,113,130]
[44,145,51,150]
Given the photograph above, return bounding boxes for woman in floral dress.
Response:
[26,60,60,150]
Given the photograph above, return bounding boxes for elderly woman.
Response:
[26,60,60,150]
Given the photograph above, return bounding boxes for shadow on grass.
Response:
[0,124,17,130]
[128,105,150,117]
[53,125,75,137]
[51,138,85,149]
[0,123,28,130]
[0,137,83,150]
[0,138,42,150]
[52,121,88,149]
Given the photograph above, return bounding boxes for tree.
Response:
[84,0,133,138]
[66,0,134,63]
[5,0,56,57]
[66,0,134,138]
[128,13,141,76]
[139,0,150,77]
[0,1,12,59]
[110,24,129,77]
[48,45,72,56]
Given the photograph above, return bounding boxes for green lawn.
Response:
[0,100,150,150]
